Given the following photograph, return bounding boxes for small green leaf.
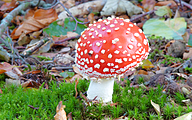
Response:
[60,71,75,79]
[43,18,87,37]
[188,34,192,46]
[155,6,172,17]
[143,18,187,40]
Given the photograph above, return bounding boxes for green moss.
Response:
[0,79,191,119]
[161,55,184,65]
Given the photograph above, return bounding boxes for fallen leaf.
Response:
[58,0,105,21]
[174,112,192,120]
[100,0,142,16]
[0,0,17,11]
[151,100,161,115]
[141,0,156,11]
[143,17,187,40]
[11,9,58,39]
[183,48,192,59]
[54,101,67,120]
[154,6,172,17]
[141,59,154,70]
[0,89,2,94]
[5,78,20,86]
[156,1,177,8]
[0,62,14,74]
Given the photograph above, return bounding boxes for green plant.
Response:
[0,79,191,119]
[36,56,51,61]
[185,67,192,73]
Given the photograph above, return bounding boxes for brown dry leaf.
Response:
[87,13,96,25]
[0,62,14,74]
[137,70,148,75]
[11,9,58,39]
[67,32,79,38]
[0,0,17,11]
[18,32,31,46]
[21,80,41,88]
[183,48,192,59]
[69,74,83,82]
[54,101,67,120]
[156,1,177,8]
[141,0,156,11]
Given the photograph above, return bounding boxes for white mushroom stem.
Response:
[87,78,114,103]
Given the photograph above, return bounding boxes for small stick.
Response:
[55,35,81,44]
[175,0,192,9]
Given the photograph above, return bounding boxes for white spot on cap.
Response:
[100,59,105,63]
[89,44,92,47]
[139,29,143,33]
[127,28,131,31]
[98,19,102,22]
[84,49,87,54]
[111,63,114,66]
[129,58,132,61]
[83,43,86,46]
[86,28,90,31]
[94,64,100,69]
[114,27,119,30]
[134,33,140,37]
[120,23,124,26]
[128,45,133,49]
[110,69,115,73]
[97,25,101,28]
[134,23,137,25]
[144,39,148,45]
[107,29,111,33]
[130,39,134,42]
[95,31,98,35]
[85,65,88,68]
[89,33,92,36]
[90,28,94,31]
[110,24,115,27]
[126,31,130,34]
[127,54,130,56]
[114,20,118,24]
[78,39,81,43]
[123,50,127,54]
[91,36,95,39]
[119,46,122,49]
[89,24,93,27]
[87,41,90,44]
[114,50,120,54]
[77,48,81,51]
[124,19,130,22]
[98,34,102,37]
[101,49,105,54]
[96,42,101,46]
[129,24,133,27]
[95,54,99,59]
[103,68,109,72]
[132,55,136,59]
[114,65,118,68]
[107,63,111,66]
[123,58,128,61]
[138,43,141,46]
[108,54,112,58]
[103,40,106,43]
[90,59,93,63]
[103,20,107,23]
[89,50,93,54]
[112,38,119,44]
[115,59,123,63]
[105,21,110,25]
[102,27,106,31]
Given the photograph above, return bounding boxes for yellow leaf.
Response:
[141,59,154,69]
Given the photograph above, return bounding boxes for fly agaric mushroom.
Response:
[75,17,149,103]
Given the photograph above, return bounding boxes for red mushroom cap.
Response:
[75,17,149,78]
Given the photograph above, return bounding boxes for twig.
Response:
[55,35,81,44]
[130,10,155,22]
[39,0,89,31]
[175,0,192,9]
[21,38,49,57]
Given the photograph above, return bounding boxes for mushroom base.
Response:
[87,78,114,103]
